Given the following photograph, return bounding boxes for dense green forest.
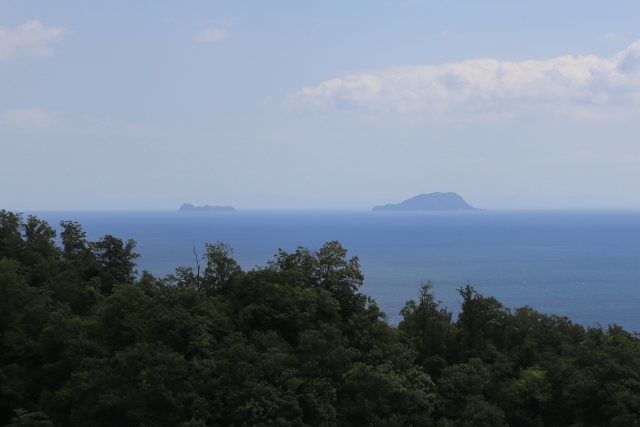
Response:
[1,210,640,427]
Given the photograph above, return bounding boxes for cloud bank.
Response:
[196,28,229,43]
[288,41,640,119]
[0,20,70,60]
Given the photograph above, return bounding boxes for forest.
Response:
[1,210,639,427]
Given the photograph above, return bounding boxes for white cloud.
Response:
[288,40,640,119]
[3,108,52,128]
[196,28,229,43]
[0,20,70,60]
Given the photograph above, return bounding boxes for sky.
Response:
[2,0,640,210]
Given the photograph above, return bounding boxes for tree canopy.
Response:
[1,210,639,427]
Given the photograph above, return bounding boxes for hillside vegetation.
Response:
[1,210,639,427]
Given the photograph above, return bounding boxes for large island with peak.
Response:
[372,192,479,211]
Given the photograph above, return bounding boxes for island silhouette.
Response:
[372,192,479,211]
[179,204,236,212]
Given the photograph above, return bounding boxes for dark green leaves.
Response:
[2,210,640,427]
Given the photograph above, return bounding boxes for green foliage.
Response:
[201,242,241,294]
[59,221,88,259]
[399,281,454,374]
[456,284,505,357]
[0,211,24,261]
[1,210,640,427]
[89,235,140,292]
[340,362,436,427]
[453,400,507,427]
[56,343,206,427]
[8,409,54,427]
[267,241,365,320]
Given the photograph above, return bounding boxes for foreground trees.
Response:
[1,210,639,427]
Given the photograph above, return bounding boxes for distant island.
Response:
[179,204,236,212]
[372,192,479,211]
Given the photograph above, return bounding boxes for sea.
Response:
[28,210,640,331]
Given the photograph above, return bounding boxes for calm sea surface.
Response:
[29,210,640,331]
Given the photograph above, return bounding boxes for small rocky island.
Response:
[179,204,236,212]
[372,192,479,211]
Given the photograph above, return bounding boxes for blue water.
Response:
[29,210,640,331]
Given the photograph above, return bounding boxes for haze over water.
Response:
[32,210,640,331]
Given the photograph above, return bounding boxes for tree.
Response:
[56,343,208,427]
[453,400,507,427]
[399,281,453,371]
[201,242,241,294]
[88,284,150,351]
[22,216,58,267]
[0,258,53,425]
[339,362,436,427]
[89,235,140,292]
[268,241,365,320]
[7,409,54,427]
[456,284,504,357]
[60,221,89,260]
[0,211,24,261]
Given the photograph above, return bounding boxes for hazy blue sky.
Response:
[3,0,640,210]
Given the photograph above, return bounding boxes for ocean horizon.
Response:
[23,209,640,331]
